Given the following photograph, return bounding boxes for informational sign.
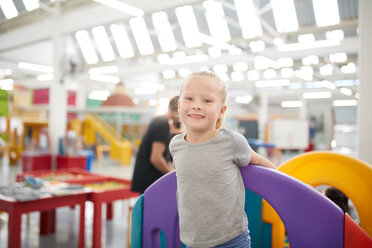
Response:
[269,118,309,149]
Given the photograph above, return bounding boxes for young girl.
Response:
[169,71,276,248]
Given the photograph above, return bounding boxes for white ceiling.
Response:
[0,0,360,114]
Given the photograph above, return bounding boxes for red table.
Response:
[0,191,89,248]
[16,170,139,248]
[85,177,139,248]
[16,168,107,234]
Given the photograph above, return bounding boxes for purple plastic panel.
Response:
[240,165,344,248]
[141,166,344,248]
[143,171,181,248]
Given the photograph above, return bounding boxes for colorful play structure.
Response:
[131,151,372,247]
[77,114,132,165]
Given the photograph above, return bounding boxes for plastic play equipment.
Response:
[278,151,372,237]
[82,114,132,165]
[131,165,372,248]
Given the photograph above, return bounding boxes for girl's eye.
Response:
[204,99,212,103]
[185,97,192,101]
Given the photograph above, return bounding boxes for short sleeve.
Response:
[232,131,251,167]
[152,118,170,144]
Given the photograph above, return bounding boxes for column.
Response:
[357,0,372,164]
[48,5,67,164]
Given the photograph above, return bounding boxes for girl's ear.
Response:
[219,105,227,117]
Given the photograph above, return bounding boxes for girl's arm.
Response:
[250,150,277,170]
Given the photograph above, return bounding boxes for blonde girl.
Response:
[169,71,275,248]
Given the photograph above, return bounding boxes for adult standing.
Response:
[131,96,179,194]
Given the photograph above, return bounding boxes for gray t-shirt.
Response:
[169,128,251,247]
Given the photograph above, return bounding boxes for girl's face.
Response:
[178,76,226,134]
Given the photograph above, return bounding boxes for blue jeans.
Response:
[186,228,251,248]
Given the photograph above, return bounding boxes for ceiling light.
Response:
[340,87,352,96]
[17,62,54,73]
[312,0,340,27]
[37,74,54,81]
[277,39,340,52]
[94,0,144,16]
[271,0,298,33]
[110,24,134,59]
[89,65,119,74]
[254,56,279,70]
[298,33,315,43]
[255,79,290,88]
[302,92,332,99]
[175,5,201,48]
[329,52,347,63]
[22,0,39,11]
[294,66,313,81]
[228,45,242,55]
[129,17,154,55]
[234,0,262,38]
[319,64,333,76]
[92,26,115,62]
[235,95,253,104]
[152,11,177,52]
[333,100,357,107]
[90,74,120,84]
[321,80,336,89]
[0,0,18,19]
[88,90,110,101]
[249,40,265,53]
[273,38,284,47]
[203,0,231,42]
[75,30,99,64]
[326,30,344,41]
[162,70,176,79]
[281,101,302,108]
[0,79,14,91]
[341,63,356,74]
[178,68,192,78]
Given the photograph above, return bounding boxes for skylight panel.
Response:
[271,0,298,33]
[175,5,201,48]
[91,26,116,62]
[152,11,177,52]
[22,0,39,11]
[129,17,155,55]
[75,30,99,64]
[234,0,262,39]
[0,0,18,19]
[94,0,144,17]
[312,0,340,27]
[110,24,134,59]
[203,0,231,42]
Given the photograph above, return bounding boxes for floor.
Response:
[0,156,136,248]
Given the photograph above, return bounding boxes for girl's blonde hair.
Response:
[180,71,227,129]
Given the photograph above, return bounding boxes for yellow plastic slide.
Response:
[83,114,131,165]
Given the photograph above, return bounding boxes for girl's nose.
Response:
[192,104,200,110]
